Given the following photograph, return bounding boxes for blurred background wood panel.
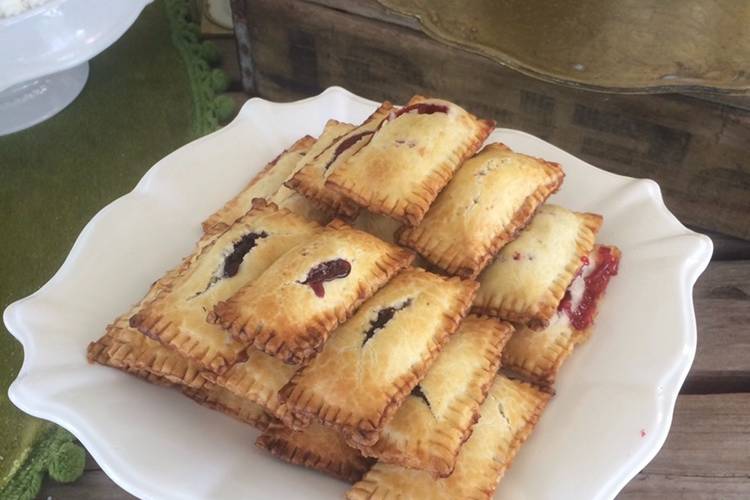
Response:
[234,0,750,240]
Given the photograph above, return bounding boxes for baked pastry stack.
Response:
[87,95,620,498]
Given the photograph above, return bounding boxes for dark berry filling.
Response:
[223,231,269,278]
[393,102,449,119]
[323,131,375,171]
[362,298,412,346]
[411,385,431,410]
[298,259,351,298]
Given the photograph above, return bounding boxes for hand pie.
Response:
[473,204,602,329]
[357,316,513,477]
[87,257,207,389]
[184,382,272,430]
[326,96,494,226]
[268,120,357,222]
[87,310,270,431]
[212,220,414,364]
[286,103,393,216]
[398,143,564,278]
[347,375,551,500]
[211,348,307,429]
[130,201,323,374]
[88,317,206,390]
[503,244,621,385]
[201,135,316,232]
[280,268,478,447]
[256,422,373,483]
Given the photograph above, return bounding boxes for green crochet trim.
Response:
[0,427,85,500]
[165,0,236,137]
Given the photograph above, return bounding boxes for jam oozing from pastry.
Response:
[362,298,413,346]
[558,246,620,330]
[411,384,431,411]
[323,131,375,171]
[191,231,269,299]
[223,231,269,278]
[393,102,449,119]
[298,259,352,297]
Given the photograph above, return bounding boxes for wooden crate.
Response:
[233,0,750,240]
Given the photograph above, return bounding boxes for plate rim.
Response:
[4,86,714,500]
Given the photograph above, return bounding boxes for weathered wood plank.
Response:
[39,470,136,500]
[43,394,750,498]
[693,227,750,261]
[620,475,750,500]
[238,0,750,240]
[686,260,750,392]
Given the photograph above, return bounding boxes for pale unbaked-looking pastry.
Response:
[256,422,373,483]
[130,201,323,374]
[356,315,513,477]
[211,220,414,364]
[398,143,564,278]
[279,268,478,448]
[287,103,394,216]
[326,96,494,226]
[472,204,602,329]
[347,375,551,500]
[502,244,621,385]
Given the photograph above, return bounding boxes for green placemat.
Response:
[0,1,233,497]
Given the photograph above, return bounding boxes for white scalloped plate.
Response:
[4,87,712,500]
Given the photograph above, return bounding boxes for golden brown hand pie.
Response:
[473,204,602,329]
[88,310,270,430]
[212,220,414,364]
[357,316,513,477]
[503,244,621,385]
[211,348,307,429]
[286,103,393,216]
[269,120,356,223]
[183,382,272,430]
[256,422,373,483]
[398,143,564,278]
[279,268,478,448]
[326,96,494,226]
[201,135,316,232]
[130,201,323,374]
[347,375,551,500]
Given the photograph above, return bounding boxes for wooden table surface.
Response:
[39,38,750,500]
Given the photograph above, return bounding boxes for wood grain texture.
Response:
[238,0,750,239]
[686,261,750,392]
[39,395,750,499]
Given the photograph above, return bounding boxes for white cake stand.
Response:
[0,0,151,136]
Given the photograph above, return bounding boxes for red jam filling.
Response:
[558,246,620,330]
[323,131,375,170]
[393,102,449,119]
[298,259,351,298]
